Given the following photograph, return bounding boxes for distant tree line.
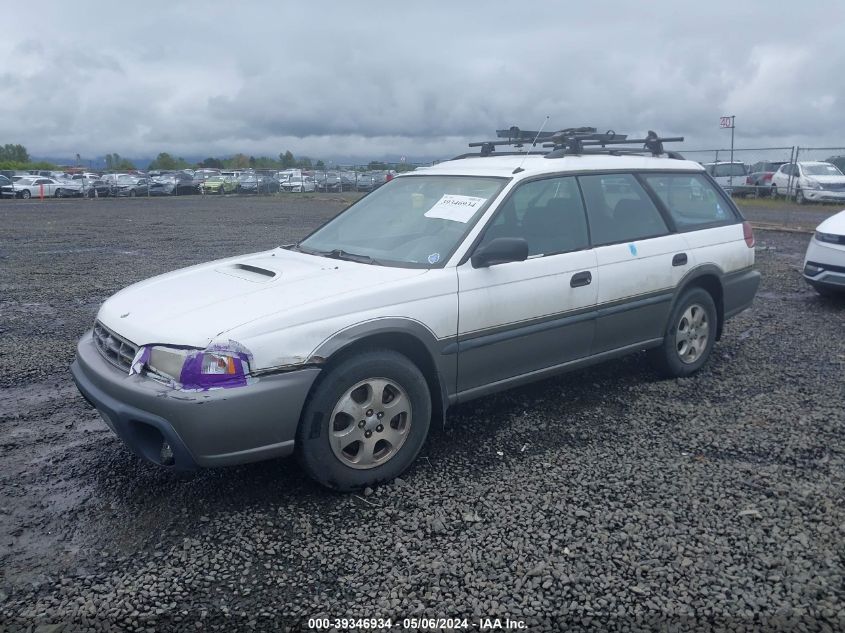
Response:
[0,143,57,170]
[1,143,416,173]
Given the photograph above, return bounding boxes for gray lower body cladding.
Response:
[71,332,320,469]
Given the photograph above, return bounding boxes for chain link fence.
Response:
[682,145,845,198]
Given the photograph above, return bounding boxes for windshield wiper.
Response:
[321,248,382,265]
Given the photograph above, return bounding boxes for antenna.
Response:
[513,115,549,174]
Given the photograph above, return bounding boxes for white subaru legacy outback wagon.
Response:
[71,129,761,490]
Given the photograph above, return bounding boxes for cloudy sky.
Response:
[1,1,843,163]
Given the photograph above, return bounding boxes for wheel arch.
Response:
[307,319,454,427]
[673,265,725,340]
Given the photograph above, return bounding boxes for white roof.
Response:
[415,153,703,179]
[797,160,834,166]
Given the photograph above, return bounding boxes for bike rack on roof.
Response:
[458,126,685,160]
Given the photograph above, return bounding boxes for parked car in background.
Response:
[199,175,238,194]
[340,171,357,191]
[703,161,748,195]
[803,209,845,296]
[280,174,316,192]
[1,176,82,198]
[770,161,845,204]
[111,175,149,197]
[316,171,342,192]
[84,179,112,198]
[237,173,278,194]
[356,172,376,192]
[0,174,11,197]
[743,161,788,197]
[150,171,196,196]
[191,169,221,191]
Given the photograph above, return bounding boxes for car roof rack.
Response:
[459,126,685,160]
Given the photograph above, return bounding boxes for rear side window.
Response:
[642,173,735,230]
[712,163,746,177]
[578,174,668,246]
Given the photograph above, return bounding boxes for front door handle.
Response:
[672,253,688,267]
[570,271,592,287]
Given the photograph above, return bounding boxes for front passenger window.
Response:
[478,176,589,257]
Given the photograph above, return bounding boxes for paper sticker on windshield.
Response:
[424,194,487,223]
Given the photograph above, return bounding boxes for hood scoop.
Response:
[216,262,279,282]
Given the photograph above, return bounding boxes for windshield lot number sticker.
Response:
[424,194,487,223]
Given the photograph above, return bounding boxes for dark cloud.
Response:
[1,1,843,160]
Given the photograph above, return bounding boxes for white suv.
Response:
[71,130,761,490]
[770,161,845,204]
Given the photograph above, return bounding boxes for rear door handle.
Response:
[570,271,592,287]
[672,253,688,267]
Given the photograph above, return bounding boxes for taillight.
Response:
[743,221,755,248]
[763,173,773,182]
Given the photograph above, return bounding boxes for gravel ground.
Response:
[0,196,843,632]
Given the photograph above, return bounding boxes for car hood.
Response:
[97,248,428,348]
[816,209,845,235]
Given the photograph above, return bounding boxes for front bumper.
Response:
[71,331,321,469]
[804,190,845,202]
[803,238,845,291]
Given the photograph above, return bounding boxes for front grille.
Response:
[821,182,845,191]
[93,321,138,372]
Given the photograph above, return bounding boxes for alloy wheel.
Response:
[675,304,710,364]
[329,377,412,469]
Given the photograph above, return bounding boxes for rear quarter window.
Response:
[642,173,735,230]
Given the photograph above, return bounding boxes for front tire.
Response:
[297,349,431,491]
[55,188,63,198]
[796,188,806,205]
[21,189,31,199]
[649,287,718,378]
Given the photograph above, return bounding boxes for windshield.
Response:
[712,163,746,177]
[299,175,507,267]
[804,163,843,176]
[117,175,136,183]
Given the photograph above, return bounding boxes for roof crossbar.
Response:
[464,126,685,159]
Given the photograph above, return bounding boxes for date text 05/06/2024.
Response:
[306,617,528,630]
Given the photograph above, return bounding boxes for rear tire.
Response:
[771,185,778,199]
[648,287,718,378]
[297,349,431,491]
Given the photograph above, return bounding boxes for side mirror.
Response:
[471,237,529,268]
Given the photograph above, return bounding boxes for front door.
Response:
[457,175,598,394]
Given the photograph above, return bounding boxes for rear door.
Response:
[640,171,751,277]
[457,175,598,394]
[578,172,688,353]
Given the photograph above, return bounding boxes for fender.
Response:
[671,263,727,339]
[310,317,457,423]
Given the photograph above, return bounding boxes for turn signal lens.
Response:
[201,353,237,375]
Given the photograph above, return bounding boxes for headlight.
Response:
[140,345,251,389]
[815,231,840,244]
[804,179,821,190]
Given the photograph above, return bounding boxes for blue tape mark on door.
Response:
[628,243,638,256]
